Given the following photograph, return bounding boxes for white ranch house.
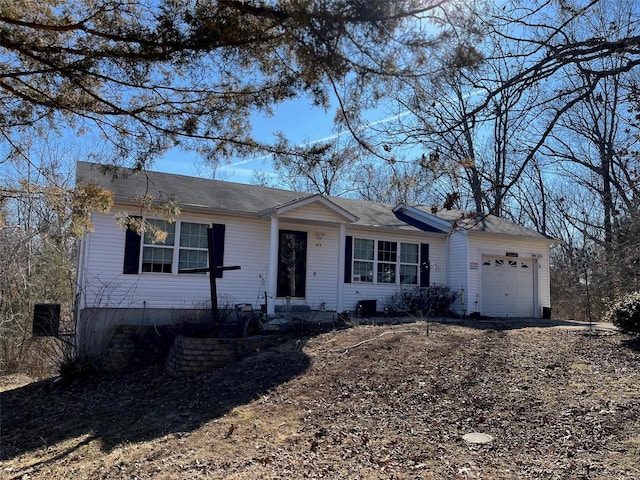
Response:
[75,161,557,344]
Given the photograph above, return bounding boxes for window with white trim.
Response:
[353,238,374,283]
[140,220,211,274]
[377,241,397,284]
[142,219,175,273]
[352,238,420,284]
[400,243,419,285]
[178,222,209,273]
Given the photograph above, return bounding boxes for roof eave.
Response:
[392,204,452,232]
[466,229,562,244]
[258,194,359,223]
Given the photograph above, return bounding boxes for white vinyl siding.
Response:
[78,207,549,321]
[78,212,346,312]
[302,228,341,310]
[448,231,469,314]
[343,232,446,312]
[79,212,270,310]
[278,202,346,223]
[463,233,551,317]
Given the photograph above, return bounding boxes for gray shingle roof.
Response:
[76,161,552,240]
[76,161,424,233]
[76,161,305,216]
[418,206,555,240]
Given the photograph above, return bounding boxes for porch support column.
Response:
[267,216,279,315]
[533,257,540,318]
[337,223,346,313]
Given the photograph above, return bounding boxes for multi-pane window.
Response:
[377,241,397,284]
[400,243,419,285]
[353,238,419,284]
[142,219,175,273]
[141,220,210,274]
[353,238,374,282]
[179,222,209,273]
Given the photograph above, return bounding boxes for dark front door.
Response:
[277,230,307,298]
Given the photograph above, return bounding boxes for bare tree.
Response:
[469,0,640,136]
[255,136,361,196]
[1,0,460,236]
[0,145,80,375]
[350,155,444,205]
[376,2,545,217]
[541,0,638,243]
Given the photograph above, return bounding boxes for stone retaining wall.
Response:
[100,325,179,372]
[100,324,279,375]
[165,335,277,376]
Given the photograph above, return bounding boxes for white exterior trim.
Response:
[448,231,551,317]
[259,194,359,223]
[392,204,452,231]
[337,223,346,312]
[267,217,279,315]
[77,209,553,321]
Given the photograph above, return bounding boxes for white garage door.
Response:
[481,256,534,317]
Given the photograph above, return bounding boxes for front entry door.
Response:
[277,230,307,298]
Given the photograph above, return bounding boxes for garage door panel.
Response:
[481,256,534,317]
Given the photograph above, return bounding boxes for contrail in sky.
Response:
[227,109,412,168]
[227,88,481,169]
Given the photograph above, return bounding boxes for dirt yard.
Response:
[1,321,639,479]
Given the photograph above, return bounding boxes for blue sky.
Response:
[152,93,413,185]
[154,98,341,184]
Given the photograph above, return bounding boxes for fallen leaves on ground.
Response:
[2,322,639,479]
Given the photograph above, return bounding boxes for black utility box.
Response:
[357,299,377,317]
[33,303,60,336]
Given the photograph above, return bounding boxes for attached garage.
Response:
[481,255,536,317]
[394,205,556,319]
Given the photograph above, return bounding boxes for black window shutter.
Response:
[123,219,141,274]
[344,235,353,283]
[420,243,430,287]
[211,223,226,278]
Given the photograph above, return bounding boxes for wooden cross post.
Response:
[178,227,240,324]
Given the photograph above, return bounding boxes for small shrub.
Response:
[604,291,640,336]
[386,285,458,316]
[58,352,99,381]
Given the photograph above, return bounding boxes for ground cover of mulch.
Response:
[1,321,639,479]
